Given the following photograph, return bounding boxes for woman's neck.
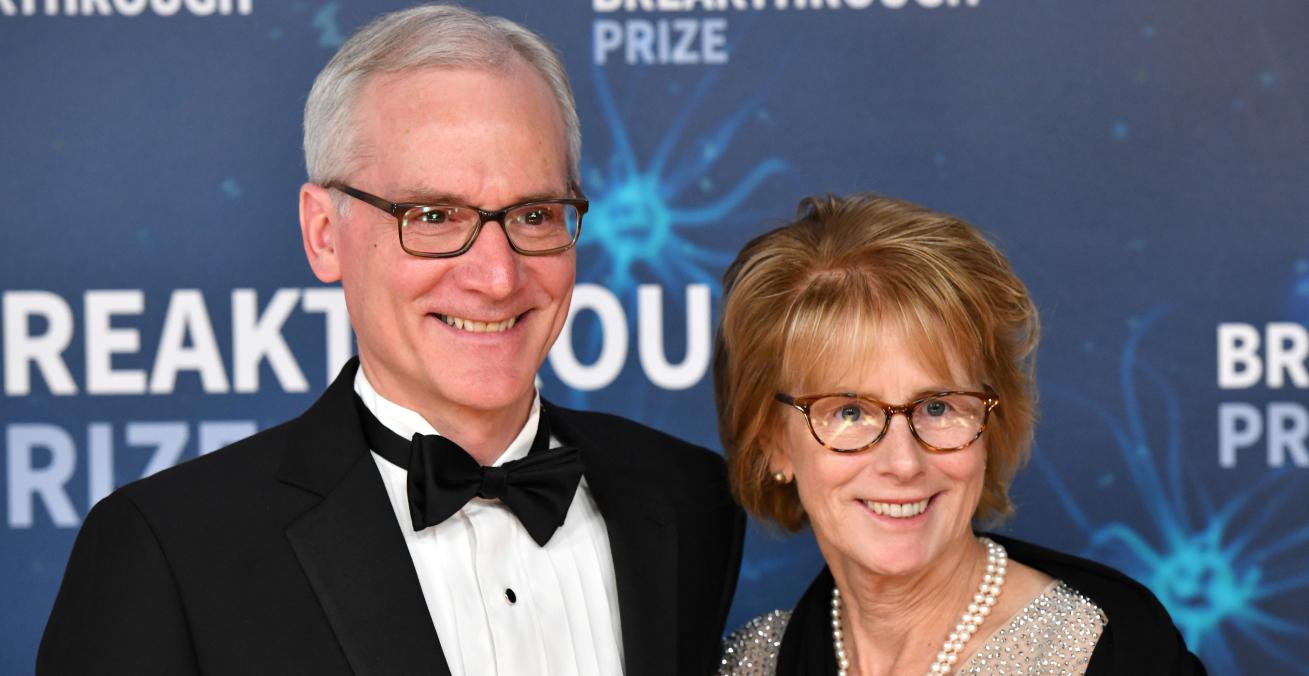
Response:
[830,535,986,676]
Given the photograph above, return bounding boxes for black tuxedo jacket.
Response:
[39,360,745,675]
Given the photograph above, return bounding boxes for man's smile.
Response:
[435,312,523,334]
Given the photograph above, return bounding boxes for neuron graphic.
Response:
[554,63,787,416]
[577,64,788,294]
[1036,308,1309,674]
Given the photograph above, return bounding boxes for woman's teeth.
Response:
[864,498,930,518]
[439,314,517,333]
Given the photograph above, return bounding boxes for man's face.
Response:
[322,59,575,424]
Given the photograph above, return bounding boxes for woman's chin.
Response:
[833,525,957,580]
[821,537,935,580]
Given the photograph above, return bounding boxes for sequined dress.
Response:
[719,579,1106,675]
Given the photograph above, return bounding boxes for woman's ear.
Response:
[766,437,795,483]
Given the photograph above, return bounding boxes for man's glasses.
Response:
[328,183,587,258]
[775,389,999,453]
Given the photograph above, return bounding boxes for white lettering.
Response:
[638,284,710,390]
[595,18,730,65]
[1267,402,1309,467]
[233,288,308,393]
[149,289,230,394]
[1217,323,1261,389]
[1218,402,1309,468]
[6,419,261,527]
[670,18,698,63]
[1218,402,1261,468]
[550,284,628,391]
[626,19,655,64]
[594,20,623,65]
[1217,322,1309,389]
[1265,322,1309,388]
[702,18,728,63]
[85,290,146,395]
[4,291,77,396]
[1,0,248,11]
[6,424,78,527]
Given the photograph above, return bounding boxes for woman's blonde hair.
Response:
[714,194,1040,531]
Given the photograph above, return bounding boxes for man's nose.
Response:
[457,217,520,298]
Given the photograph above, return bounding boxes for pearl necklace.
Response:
[830,537,1007,676]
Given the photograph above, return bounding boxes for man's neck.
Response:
[421,399,534,466]
[357,363,535,466]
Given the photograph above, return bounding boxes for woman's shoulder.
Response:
[719,609,792,675]
[988,534,1172,619]
[988,533,1207,675]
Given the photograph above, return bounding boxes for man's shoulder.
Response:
[116,365,361,514]
[105,416,319,535]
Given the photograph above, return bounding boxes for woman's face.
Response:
[772,326,987,579]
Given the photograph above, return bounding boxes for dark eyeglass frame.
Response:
[775,388,1000,454]
[327,182,588,258]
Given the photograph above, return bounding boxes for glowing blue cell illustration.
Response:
[577,64,788,295]
[1036,308,1309,674]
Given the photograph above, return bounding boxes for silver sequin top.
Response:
[719,580,1106,675]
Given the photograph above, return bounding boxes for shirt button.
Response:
[504,588,517,604]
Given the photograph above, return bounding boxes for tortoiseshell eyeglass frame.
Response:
[774,388,1000,453]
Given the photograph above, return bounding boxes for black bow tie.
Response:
[355,396,584,547]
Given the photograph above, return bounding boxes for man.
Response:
[38,5,744,675]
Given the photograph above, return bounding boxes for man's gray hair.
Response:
[303,3,581,189]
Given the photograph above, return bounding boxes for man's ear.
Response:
[300,182,342,283]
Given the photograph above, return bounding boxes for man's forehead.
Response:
[348,60,570,204]
[362,57,536,98]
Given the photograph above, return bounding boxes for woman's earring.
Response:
[772,471,789,484]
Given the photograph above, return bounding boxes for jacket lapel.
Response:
[277,359,451,676]
[546,403,680,676]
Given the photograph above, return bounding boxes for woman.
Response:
[713,194,1204,675]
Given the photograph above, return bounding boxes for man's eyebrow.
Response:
[391,189,469,205]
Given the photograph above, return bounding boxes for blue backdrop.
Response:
[3,1,1308,673]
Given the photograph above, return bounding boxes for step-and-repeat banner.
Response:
[3,1,1307,672]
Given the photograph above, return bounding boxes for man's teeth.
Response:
[440,314,517,333]
[864,498,930,518]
